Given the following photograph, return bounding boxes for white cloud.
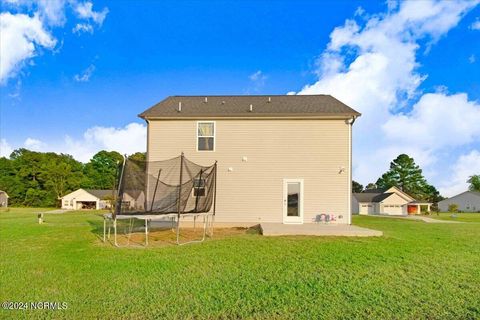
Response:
[63,123,147,162]
[471,19,480,30]
[72,23,93,34]
[1,123,146,162]
[74,64,95,82]
[0,139,14,157]
[295,0,480,193]
[24,137,46,150]
[383,93,480,149]
[249,70,266,83]
[248,70,267,92]
[0,12,56,83]
[4,0,67,26]
[439,150,480,196]
[0,1,108,84]
[74,1,108,26]
[469,54,476,63]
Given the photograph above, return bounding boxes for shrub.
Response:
[448,204,459,213]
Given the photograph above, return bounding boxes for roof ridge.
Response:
[169,94,332,97]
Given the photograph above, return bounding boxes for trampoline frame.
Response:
[105,153,217,247]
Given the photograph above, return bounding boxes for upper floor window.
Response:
[197,121,215,151]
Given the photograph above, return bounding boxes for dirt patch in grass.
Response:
[108,226,260,247]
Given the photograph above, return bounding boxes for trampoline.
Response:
[103,153,217,246]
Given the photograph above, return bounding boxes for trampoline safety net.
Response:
[114,154,217,217]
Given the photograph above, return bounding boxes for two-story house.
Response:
[139,95,360,225]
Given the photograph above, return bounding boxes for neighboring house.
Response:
[0,190,8,207]
[139,95,360,225]
[352,186,431,216]
[438,191,480,212]
[60,189,139,210]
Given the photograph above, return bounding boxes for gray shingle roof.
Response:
[353,192,395,203]
[139,95,361,119]
[85,189,115,200]
[353,193,382,202]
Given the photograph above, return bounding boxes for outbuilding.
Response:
[438,191,480,212]
[0,190,8,207]
[60,189,140,210]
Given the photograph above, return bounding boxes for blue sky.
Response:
[1,0,480,196]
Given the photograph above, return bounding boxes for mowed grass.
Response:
[429,212,480,223]
[1,209,479,319]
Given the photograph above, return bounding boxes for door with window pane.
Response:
[283,179,303,224]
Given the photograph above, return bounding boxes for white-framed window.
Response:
[64,200,69,206]
[197,121,215,151]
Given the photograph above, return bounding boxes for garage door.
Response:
[383,205,403,215]
[359,203,374,215]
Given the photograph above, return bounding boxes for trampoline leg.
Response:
[208,214,215,237]
[103,217,106,242]
[126,218,134,245]
[114,219,118,247]
[145,219,149,246]
[202,214,207,241]
[176,216,180,245]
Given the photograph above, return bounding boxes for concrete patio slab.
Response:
[260,223,383,237]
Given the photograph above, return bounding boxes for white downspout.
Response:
[347,117,356,225]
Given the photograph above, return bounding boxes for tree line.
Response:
[352,154,480,209]
[1,150,478,208]
[0,149,145,207]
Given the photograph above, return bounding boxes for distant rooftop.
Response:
[139,95,361,119]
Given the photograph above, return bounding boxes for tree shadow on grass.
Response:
[86,217,105,241]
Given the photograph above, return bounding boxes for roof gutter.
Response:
[138,114,361,121]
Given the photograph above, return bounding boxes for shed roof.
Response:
[139,95,361,119]
[85,189,115,200]
[353,193,382,202]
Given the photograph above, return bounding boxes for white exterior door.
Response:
[283,179,304,224]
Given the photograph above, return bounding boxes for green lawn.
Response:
[1,209,479,319]
[428,212,480,223]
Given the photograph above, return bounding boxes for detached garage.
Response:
[60,189,116,210]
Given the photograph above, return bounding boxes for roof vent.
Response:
[268,97,271,103]
[178,102,182,112]
[204,97,208,103]
[249,104,253,112]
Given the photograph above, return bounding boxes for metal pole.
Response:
[211,161,217,236]
[150,169,162,212]
[195,169,203,212]
[114,154,127,219]
[114,218,118,247]
[213,161,217,216]
[145,218,149,246]
[103,216,106,242]
[176,153,184,244]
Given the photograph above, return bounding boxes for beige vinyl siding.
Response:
[148,119,351,224]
